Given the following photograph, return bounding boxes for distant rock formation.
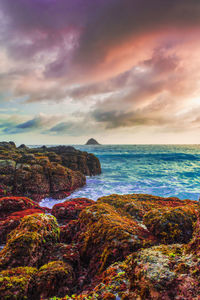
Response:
[85,138,100,145]
[0,141,101,201]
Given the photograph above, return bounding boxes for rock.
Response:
[52,198,95,223]
[0,196,50,244]
[0,196,43,218]
[18,144,29,150]
[73,202,155,277]
[143,206,196,244]
[1,193,199,299]
[45,145,101,176]
[85,138,100,145]
[0,213,60,270]
[0,267,37,300]
[0,142,101,200]
[60,220,80,244]
[0,158,86,202]
[0,141,16,150]
[129,244,200,299]
[29,261,74,299]
[97,194,198,221]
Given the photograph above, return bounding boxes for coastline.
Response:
[1,143,200,299]
[0,193,200,299]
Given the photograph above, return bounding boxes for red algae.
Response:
[1,193,200,299]
[52,198,95,223]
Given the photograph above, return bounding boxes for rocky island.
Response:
[85,138,100,145]
[1,192,200,299]
[0,142,101,202]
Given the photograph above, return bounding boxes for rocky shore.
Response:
[1,193,200,299]
[0,142,101,202]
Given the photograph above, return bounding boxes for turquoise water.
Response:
[40,145,200,208]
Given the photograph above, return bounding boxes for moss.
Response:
[29,261,74,299]
[0,214,60,269]
[52,198,94,222]
[76,202,155,275]
[143,206,196,244]
[0,267,37,300]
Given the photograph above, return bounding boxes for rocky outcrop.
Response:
[0,197,48,243]
[0,157,85,202]
[0,141,101,201]
[30,144,101,176]
[52,198,94,223]
[85,138,100,145]
[1,193,200,299]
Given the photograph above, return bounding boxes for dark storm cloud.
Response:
[75,0,200,66]
[1,0,200,67]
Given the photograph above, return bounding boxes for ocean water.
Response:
[40,145,200,208]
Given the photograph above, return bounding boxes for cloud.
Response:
[2,113,64,134]
[0,0,200,142]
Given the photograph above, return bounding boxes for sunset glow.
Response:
[0,0,200,144]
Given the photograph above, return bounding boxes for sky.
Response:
[0,0,200,145]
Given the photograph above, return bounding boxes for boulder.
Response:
[0,267,37,300]
[29,261,74,299]
[143,206,196,244]
[52,198,95,223]
[0,196,42,218]
[0,213,60,270]
[73,202,155,277]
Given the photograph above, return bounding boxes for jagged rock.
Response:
[0,142,101,200]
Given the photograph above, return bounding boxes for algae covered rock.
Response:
[75,202,155,276]
[0,197,47,243]
[98,194,199,244]
[0,213,60,270]
[0,266,37,300]
[52,198,95,223]
[129,244,200,299]
[143,206,196,244]
[29,261,74,299]
[0,208,45,243]
[0,196,42,218]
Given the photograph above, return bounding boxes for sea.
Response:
[39,144,200,208]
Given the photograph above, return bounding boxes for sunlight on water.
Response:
[39,145,200,208]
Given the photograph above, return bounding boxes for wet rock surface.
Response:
[0,193,200,299]
[0,141,101,201]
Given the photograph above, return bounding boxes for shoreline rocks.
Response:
[0,141,101,201]
[1,193,200,299]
